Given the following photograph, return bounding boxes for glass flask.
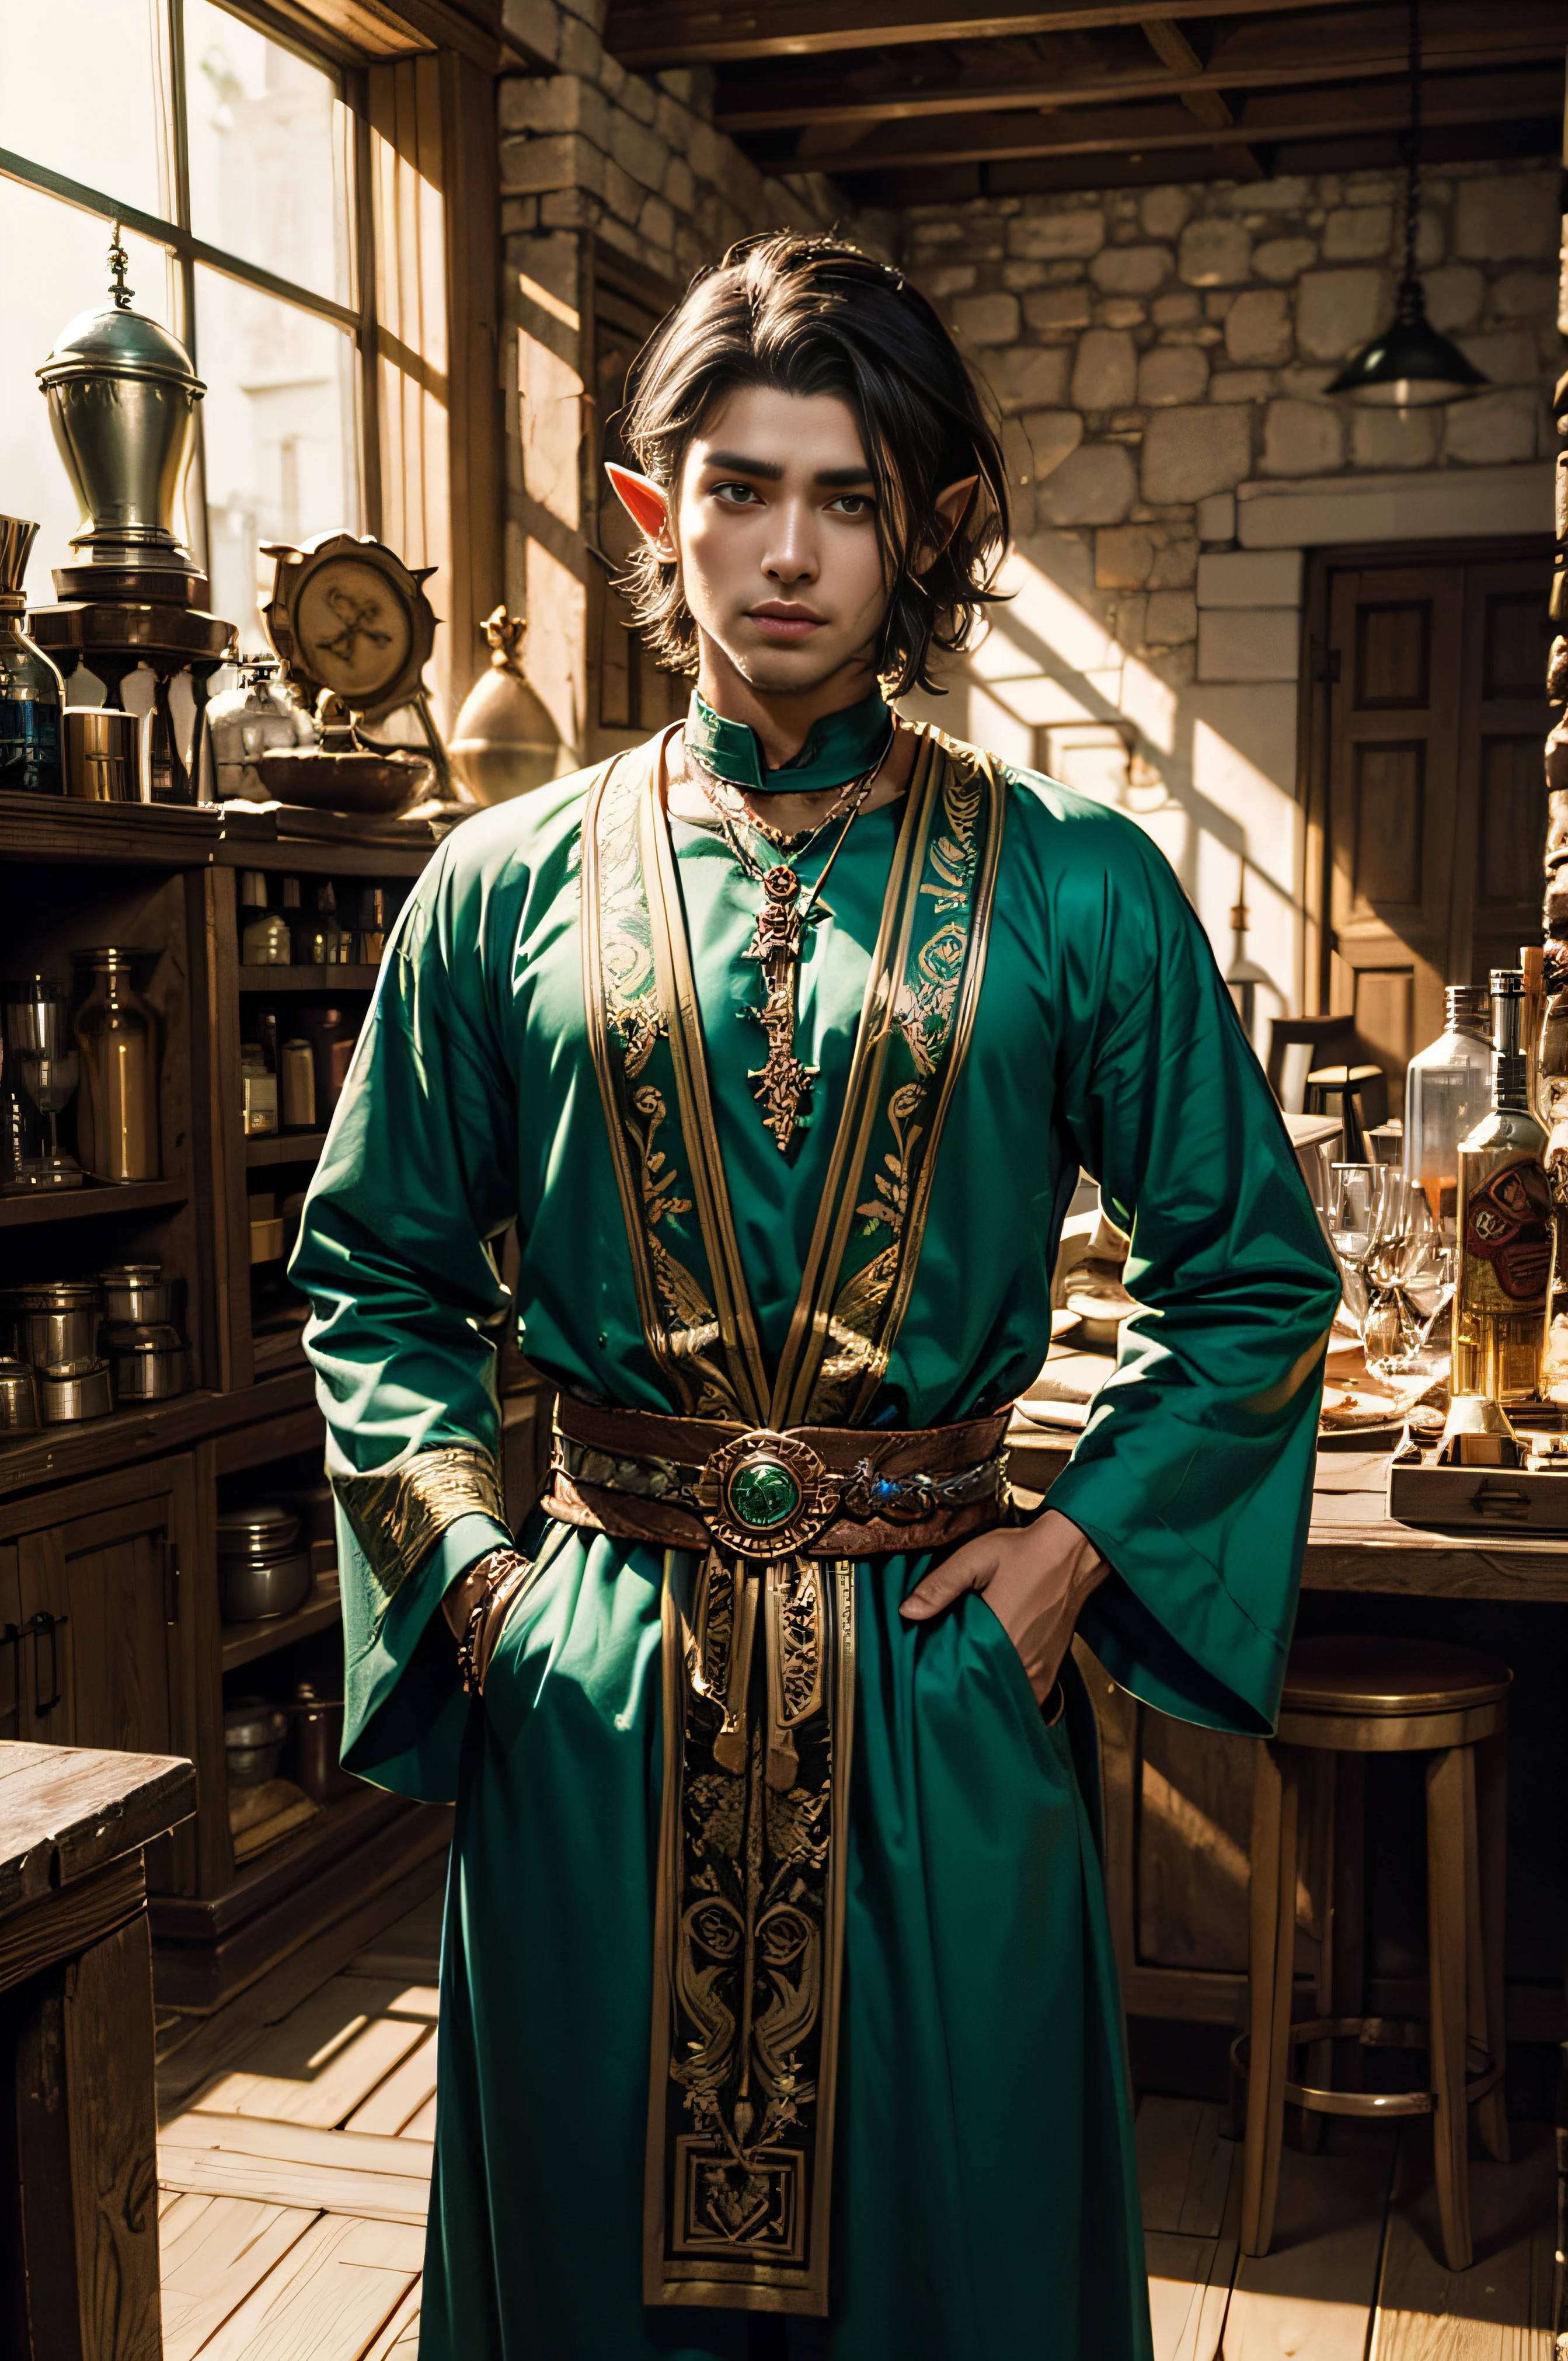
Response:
[1402,984,1492,1238]
[72,949,160,1183]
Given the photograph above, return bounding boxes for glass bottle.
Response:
[240,872,291,966]
[1402,984,1492,1238]
[72,948,160,1183]
[0,517,64,796]
[1452,969,1550,1405]
[1538,944,1568,1399]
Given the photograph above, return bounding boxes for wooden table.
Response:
[1,1743,197,2361]
[1008,1419,1568,1603]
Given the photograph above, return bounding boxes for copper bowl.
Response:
[256,746,432,817]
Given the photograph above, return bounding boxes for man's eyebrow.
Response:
[702,451,784,480]
[699,452,875,488]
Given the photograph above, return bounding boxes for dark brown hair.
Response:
[614,231,1011,696]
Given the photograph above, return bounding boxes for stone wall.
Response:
[898,159,1561,1034]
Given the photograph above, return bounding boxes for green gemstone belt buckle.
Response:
[695,1429,835,1558]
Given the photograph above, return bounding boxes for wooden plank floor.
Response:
[156,1886,1556,2358]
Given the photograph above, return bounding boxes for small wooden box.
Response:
[1387,1458,1568,1536]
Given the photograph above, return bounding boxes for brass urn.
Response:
[36,226,207,605]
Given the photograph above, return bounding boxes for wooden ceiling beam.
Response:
[606,0,1371,71]
[753,67,1560,173]
[1138,18,1233,131]
[711,2,1562,129]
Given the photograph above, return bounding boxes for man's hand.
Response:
[898,1509,1109,1705]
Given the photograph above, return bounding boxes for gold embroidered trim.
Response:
[644,1551,856,2316]
[330,1444,507,1601]
[583,741,740,1420]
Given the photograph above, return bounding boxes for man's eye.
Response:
[830,493,872,517]
[713,482,760,505]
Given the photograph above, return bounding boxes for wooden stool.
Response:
[1305,1063,1388,1160]
[1235,1635,1510,2272]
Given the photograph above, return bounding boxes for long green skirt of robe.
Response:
[292,740,1340,2360]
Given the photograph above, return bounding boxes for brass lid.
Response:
[37,228,203,397]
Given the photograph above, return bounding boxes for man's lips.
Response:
[748,605,824,641]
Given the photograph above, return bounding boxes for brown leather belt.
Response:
[545,1394,1013,1559]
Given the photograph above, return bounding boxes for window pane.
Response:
[196,265,360,654]
[0,181,180,604]
[0,1,170,221]
[185,1,354,307]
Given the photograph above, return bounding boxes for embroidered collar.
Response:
[685,686,894,796]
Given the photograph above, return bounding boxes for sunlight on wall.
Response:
[911,536,1305,1053]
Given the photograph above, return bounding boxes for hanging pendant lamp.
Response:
[1327,0,1487,408]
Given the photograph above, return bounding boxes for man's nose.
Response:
[762,501,818,584]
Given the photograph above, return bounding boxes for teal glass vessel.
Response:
[0,518,64,796]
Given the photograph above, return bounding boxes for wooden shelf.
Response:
[236,965,384,991]
[244,1131,327,1167]
[221,1572,342,1671]
[0,791,223,866]
[0,1368,315,1510]
[0,1178,187,1229]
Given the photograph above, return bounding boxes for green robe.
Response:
[293,740,1339,2360]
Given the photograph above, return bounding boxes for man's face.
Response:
[668,384,888,696]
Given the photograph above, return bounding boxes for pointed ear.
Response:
[912,476,979,576]
[606,462,674,553]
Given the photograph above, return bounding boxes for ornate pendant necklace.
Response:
[687,737,888,1153]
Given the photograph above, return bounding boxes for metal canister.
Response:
[279,1039,316,1131]
[105,1321,191,1400]
[0,1354,40,1429]
[1,1279,102,1373]
[72,948,159,1182]
[63,707,141,801]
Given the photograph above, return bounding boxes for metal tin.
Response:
[100,1262,177,1325]
[105,1321,191,1400]
[37,1360,114,1422]
[0,1354,40,1429]
[288,1683,356,1802]
[63,706,142,801]
[218,1548,311,1624]
[224,1698,289,1785]
[1,1280,102,1373]
[217,1503,301,1561]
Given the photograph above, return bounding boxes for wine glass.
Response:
[18,1050,81,1187]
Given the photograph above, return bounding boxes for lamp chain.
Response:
[1401,0,1423,287]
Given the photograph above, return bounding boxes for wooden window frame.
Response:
[0,0,503,707]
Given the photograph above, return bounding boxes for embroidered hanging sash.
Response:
[579,725,1006,2315]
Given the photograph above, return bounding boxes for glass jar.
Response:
[0,608,65,795]
[72,949,160,1182]
[1402,984,1492,1238]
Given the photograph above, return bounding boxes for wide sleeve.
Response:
[290,832,522,1802]
[1041,811,1342,1736]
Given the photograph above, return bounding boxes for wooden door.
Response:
[1326,563,1465,1113]
[11,1457,199,1889]
[1455,558,1556,988]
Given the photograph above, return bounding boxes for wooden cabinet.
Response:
[0,795,452,2008]
[1,1458,200,1891]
